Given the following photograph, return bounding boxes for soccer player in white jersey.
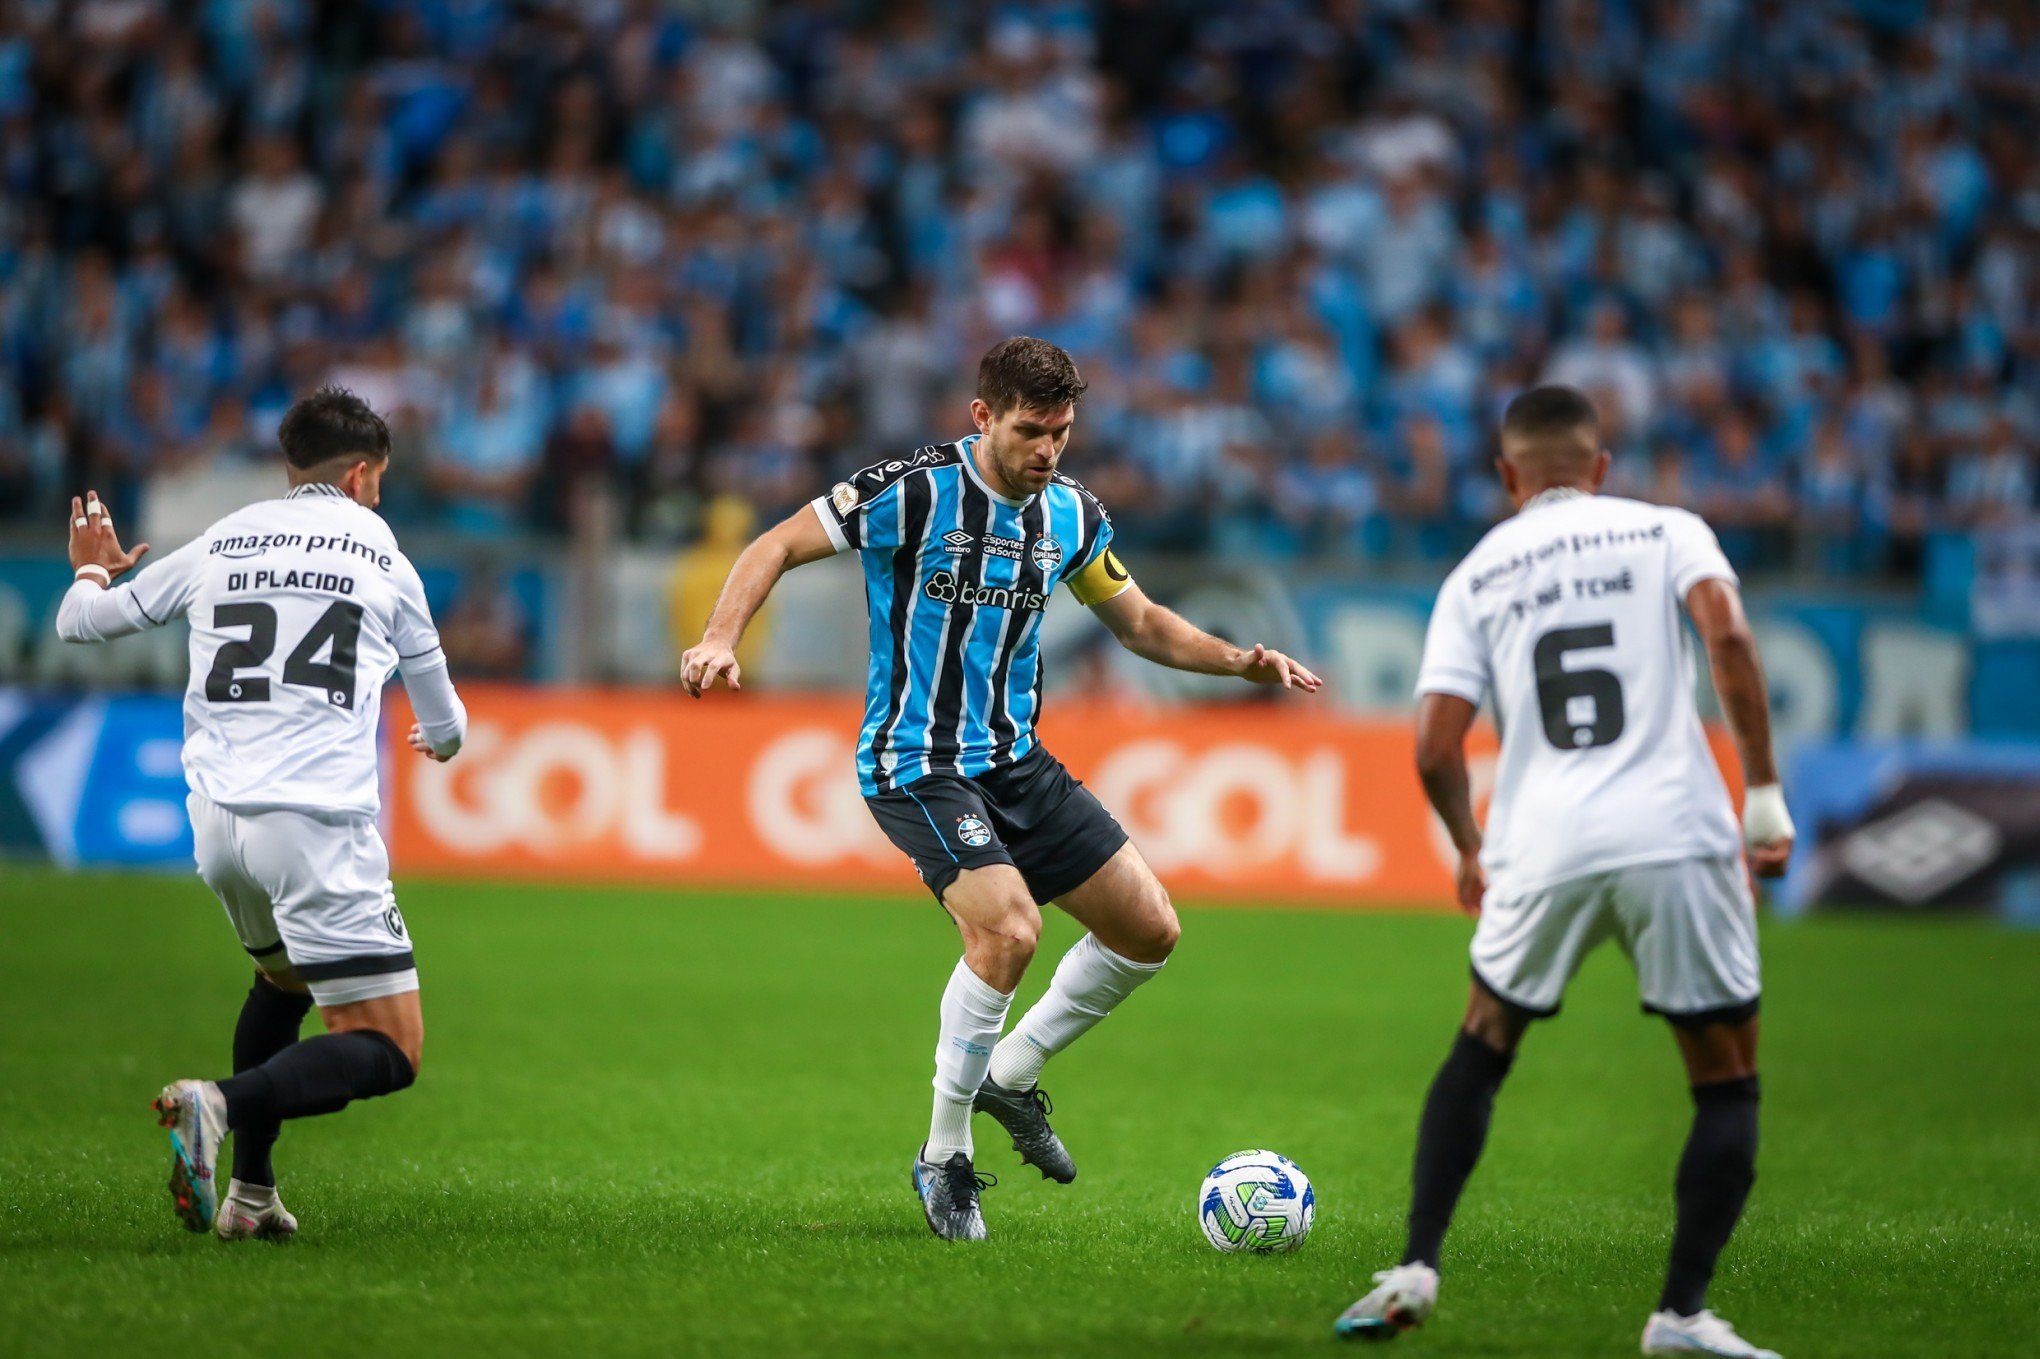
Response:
[1334,387,1794,1358]
[55,387,467,1241]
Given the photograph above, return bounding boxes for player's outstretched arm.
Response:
[1415,692,1485,915]
[679,503,839,697]
[55,490,158,644]
[1686,578,1794,878]
[1088,581,1322,692]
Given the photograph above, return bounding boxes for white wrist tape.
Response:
[74,564,111,586]
[1742,783,1794,848]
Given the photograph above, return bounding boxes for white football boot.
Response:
[1334,1263,1439,1340]
[1641,1309,1781,1358]
[151,1079,228,1233]
[215,1181,300,1242]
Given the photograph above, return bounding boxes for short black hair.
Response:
[277,385,391,470]
[1501,384,1600,442]
[976,336,1088,416]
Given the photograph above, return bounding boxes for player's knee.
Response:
[1126,887,1180,963]
[1461,988,1528,1054]
[963,897,1040,977]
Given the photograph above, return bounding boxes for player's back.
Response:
[147,486,438,815]
[1417,492,1741,897]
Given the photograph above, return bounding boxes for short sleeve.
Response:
[121,539,206,627]
[1414,572,1489,706]
[1665,509,1738,599]
[390,554,445,662]
[1068,495,1115,576]
[812,477,907,555]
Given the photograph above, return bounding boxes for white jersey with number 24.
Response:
[76,484,446,816]
[1415,491,1743,899]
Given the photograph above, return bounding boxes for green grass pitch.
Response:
[1,868,2033,1358]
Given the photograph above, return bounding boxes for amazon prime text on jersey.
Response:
[210,531,395,571]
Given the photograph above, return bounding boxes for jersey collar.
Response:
[284,483,351,500]
[1521,486,1590,513]
[959,434,1034,508]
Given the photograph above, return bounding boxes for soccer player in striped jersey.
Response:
[682,336,1322,1241]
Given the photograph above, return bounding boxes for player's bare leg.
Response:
[1642,1015,1777,1358]
[979,842,1177,1182]
[913,865,1034,1241]
[155,989,421,1235]
[1337,982,1532,1340]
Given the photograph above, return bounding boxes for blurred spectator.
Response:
[669,495,768,686]
[0,0,2032,592]
[438,565,531,681]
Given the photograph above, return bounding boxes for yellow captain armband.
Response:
[1067,547,1135,606]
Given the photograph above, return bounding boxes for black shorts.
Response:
[864,746,1129,905]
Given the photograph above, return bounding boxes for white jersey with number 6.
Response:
[68,483,446,816]
[1416,490,1742,900]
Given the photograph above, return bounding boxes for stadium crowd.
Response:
[2,0,2036,580]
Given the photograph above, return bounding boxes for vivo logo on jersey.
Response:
[923,571,1049,612]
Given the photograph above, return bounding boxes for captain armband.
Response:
[1067,548,1134,607]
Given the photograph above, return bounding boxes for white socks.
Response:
[928,957,1014,1161]
[987,934,1165,1092]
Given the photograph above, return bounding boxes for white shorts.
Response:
[1470,856,1760,1024]
[188,792,418,1007]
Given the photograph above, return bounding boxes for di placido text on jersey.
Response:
[209,532,395,571]
[225,570,357,596]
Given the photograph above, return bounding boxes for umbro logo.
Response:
[941,530,976,554]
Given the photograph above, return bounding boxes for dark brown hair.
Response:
[976,336,1088,416]
[278,385,391,470]
[1501,384,1600,442]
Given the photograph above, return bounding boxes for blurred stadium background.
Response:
[3,6,2038,1357]
[2,0,2037,919]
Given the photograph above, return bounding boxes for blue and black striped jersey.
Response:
[811,436,1126,795]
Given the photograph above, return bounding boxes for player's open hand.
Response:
[407,722,455,762]
[1238,644,1323,693]
[1747,834,1792,879]
[680,641,742,698]
[1455,851,1487,916]
[67,491,150,582]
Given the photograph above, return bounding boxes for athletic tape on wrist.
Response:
[1742,783,1793,847]
[75,564,111,586]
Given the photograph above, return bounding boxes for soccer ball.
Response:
[1197,1149,1315,1254]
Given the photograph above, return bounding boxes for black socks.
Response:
[229,974,313,1187]
[1660,1075,1760,1316]
[1403,1030,1516,1268]
[218,1029,415,1130]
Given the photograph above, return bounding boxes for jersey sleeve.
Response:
[1061,482,1132,606]
[56,539,206,641]
[1414,571,1489,706]
[1664,509,1738,599]
[810,469,909,554]
[126,539,206,626]
[389,554,446,663]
